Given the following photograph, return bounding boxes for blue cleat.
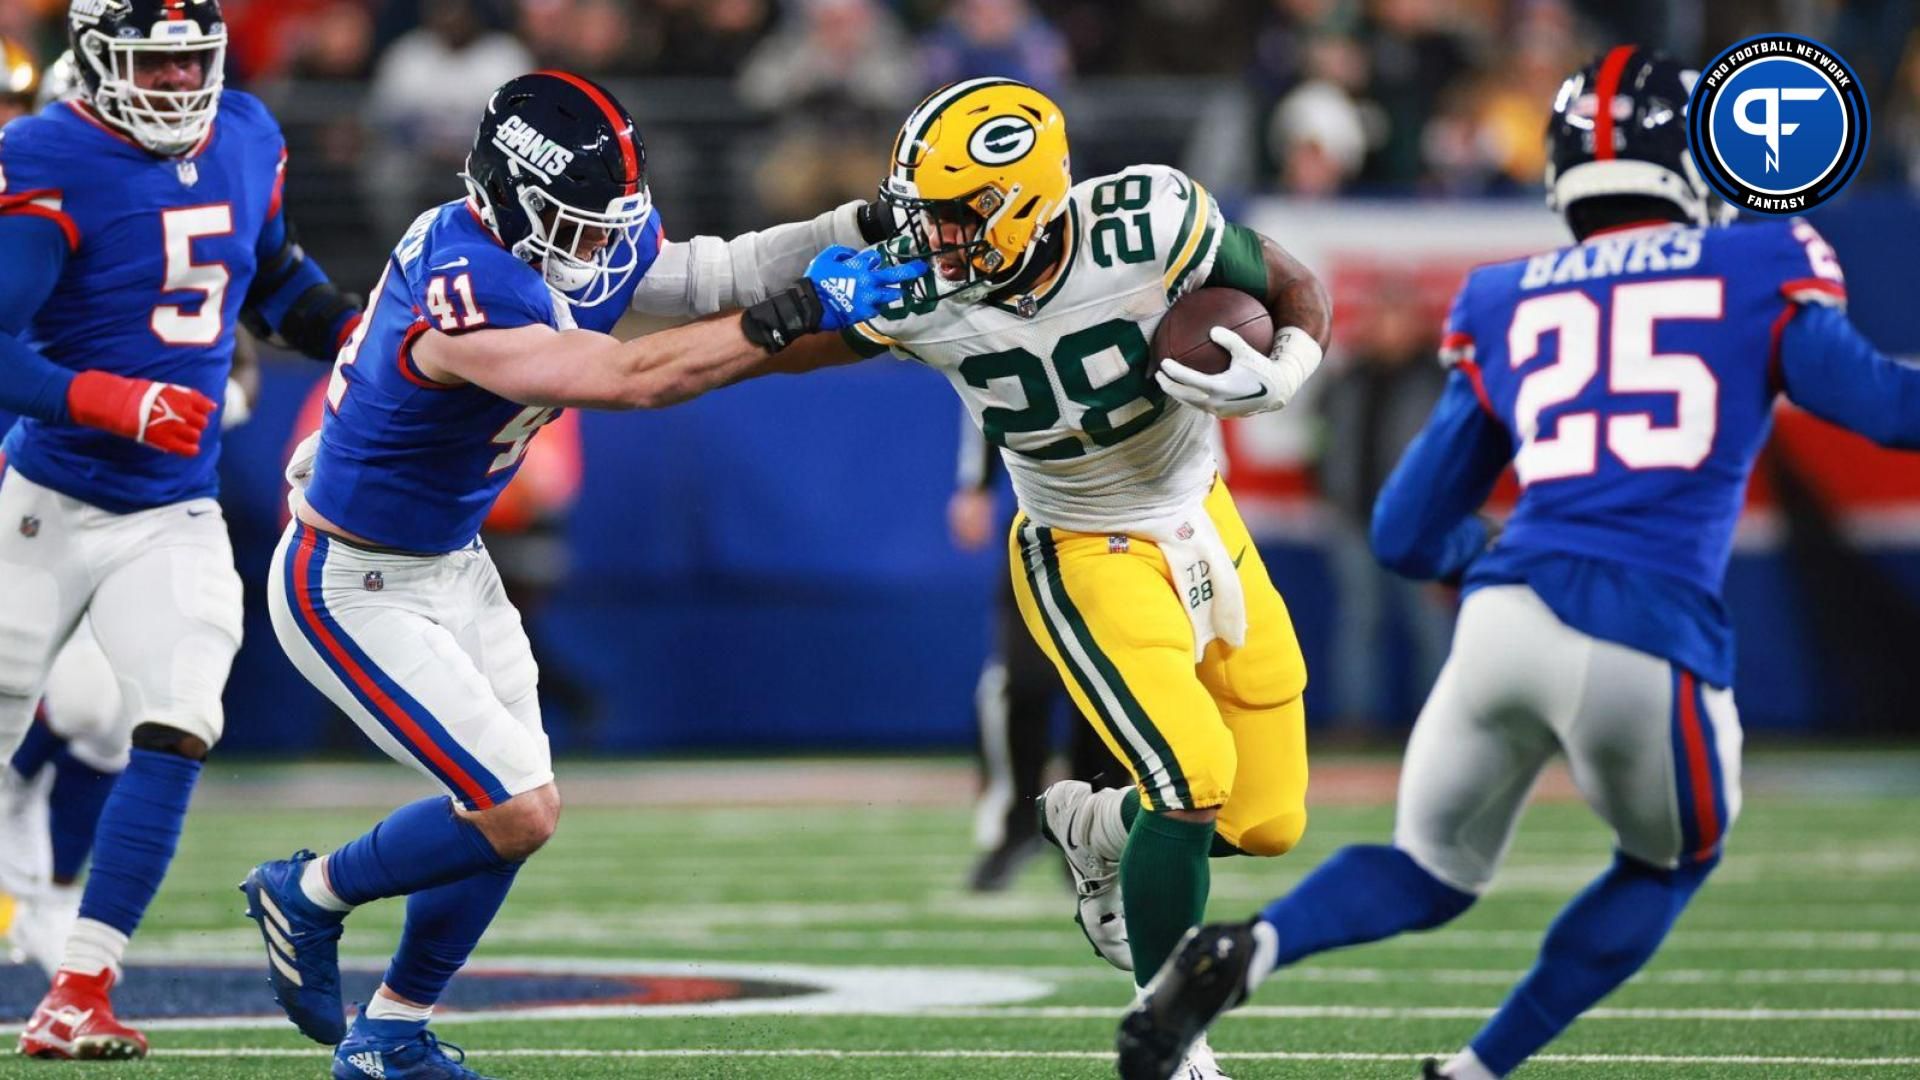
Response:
[239,850,348,1044]
[333,1015,495,1080]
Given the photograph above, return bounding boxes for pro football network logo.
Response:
[1686,34,1869,214]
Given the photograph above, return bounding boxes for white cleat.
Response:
[1037,779,1131,971]
[1179,1033,1233,1079]
[8,883,80,980]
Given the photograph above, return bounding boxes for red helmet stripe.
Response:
[534,69,640,196]
[1591,45,1637,162]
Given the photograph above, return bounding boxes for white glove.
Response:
[1156,325,1324,418]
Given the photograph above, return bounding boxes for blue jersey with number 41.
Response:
[0,93,286,512]
[1371,217,1910,686]
[304,199,660,554]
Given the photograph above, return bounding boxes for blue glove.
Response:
[805,245,929,331]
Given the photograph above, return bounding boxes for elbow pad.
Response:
[244,218,362,360]
[263,283,362,361]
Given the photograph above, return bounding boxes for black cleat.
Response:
[1115,919,1272,1080]
[966,834,1044,893]
[1419,1060,1446,1078]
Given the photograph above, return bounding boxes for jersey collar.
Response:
[65,100,217,160]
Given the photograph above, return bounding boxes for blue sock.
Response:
[1261,845,1475,967]
[10,717,62,780]
[78,748,200,935]
[49,749,117,883]
[382,861,522,1006]
[326,797,510,907]
[1468,851,1716,1076]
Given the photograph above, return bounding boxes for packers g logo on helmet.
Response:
[881,78,1071,303]
[969,116,1036,166]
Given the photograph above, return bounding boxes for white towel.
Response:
[283,430,320,522]
[1141,499,1247,662]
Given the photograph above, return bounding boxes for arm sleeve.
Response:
[1369,371,1512,581]
[1778,304,1920,449]
[629,201,868,318]
[243,204,361,360]
[0,215,75,422]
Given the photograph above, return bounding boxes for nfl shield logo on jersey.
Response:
[18,515,39,538]
[363,571,384,592]
[1108,535,1130,554]
[176,160,199,188]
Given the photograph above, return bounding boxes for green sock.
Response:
[1210,834,1248,858]
[1120,788,1140,829]
[1120,809,1216,986]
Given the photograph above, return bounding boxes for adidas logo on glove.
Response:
[820,276,858,314]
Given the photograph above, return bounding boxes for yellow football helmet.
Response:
[881,77,1071,302]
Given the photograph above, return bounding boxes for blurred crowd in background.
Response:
[6,0,1920,239]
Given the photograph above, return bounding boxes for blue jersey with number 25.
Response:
[304,199,661,554]
[1375,218,1860,685]
[0,93,286,512]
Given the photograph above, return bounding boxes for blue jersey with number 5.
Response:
[1376,218,1855,684]
[304,199,660,554]
[0,94,286,512]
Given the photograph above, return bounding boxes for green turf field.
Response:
[2,752,1917,1078]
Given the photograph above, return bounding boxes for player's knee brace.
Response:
[1229,808,1310,857]
[131,722,210,762]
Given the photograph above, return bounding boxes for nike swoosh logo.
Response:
[1227,386,1269,402]
[187,508,213,517]
[1233,546,1246,568]
[1170,174,1192,201]
[432,256,471,270]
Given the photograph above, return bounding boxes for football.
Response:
[1149,287,1274,380]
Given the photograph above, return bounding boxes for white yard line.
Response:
[9,1002,1912,1037]
[144,1048,1920,1067]
[913,1006,1920,1021]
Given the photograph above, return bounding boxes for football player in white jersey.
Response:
[768,77,1332,1078]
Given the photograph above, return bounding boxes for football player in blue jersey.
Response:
[238,71,921,1080]
[1117,47,1920,1080]
[0,0,363,1060]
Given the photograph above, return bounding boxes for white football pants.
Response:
[0,466,241,758]
[1395,585,1743,893]
[268,522,550,812]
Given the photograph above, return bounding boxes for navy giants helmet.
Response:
[67,0,227,157]
[1545,46,1730,228]
[463,71,652,309]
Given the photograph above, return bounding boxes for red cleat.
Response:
[16,969,148,1060]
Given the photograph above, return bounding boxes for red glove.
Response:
[66,370,218,457]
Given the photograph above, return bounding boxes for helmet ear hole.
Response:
[1012,195,1039,220]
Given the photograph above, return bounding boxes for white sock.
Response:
[301,856,352,913]
[1088,787,1133,862]
[364,991,434,1024]
[1247,919,1281,988]
[1442,1048,1499,1080]
[58,917,129,979]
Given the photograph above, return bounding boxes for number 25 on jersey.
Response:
[1509,279,1722,486]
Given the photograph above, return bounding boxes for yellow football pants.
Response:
[1009,478,1310,856]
